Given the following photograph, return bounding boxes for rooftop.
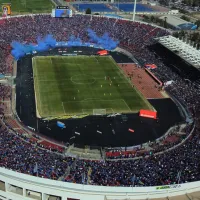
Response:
[157,35,200,68]
[159,15,196,30]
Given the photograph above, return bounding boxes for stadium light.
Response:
[132,0,137,21]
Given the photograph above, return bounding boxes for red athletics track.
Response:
[118,63,164,99]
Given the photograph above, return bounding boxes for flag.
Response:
[82,172,85,184]
[177,171,181,183]
[33,163,38,176]
[164,80,174,86]
[139,180,144,185]
[145,64,157,69]
[131,174,136,185]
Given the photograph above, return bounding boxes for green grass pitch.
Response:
[32,56,152,118]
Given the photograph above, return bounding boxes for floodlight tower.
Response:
[132,0,137,21]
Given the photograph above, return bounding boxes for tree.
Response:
[85,8,91,14]
[179,8,188,14]
[155,17,163,26]
[173,32,179,38]
[180,15,190,21]
[163,16,167,28]
[190,32,199,42]
[179,30,186,38]
[195,20,200,28]
[143,15,149,19]
[150,15,155,22]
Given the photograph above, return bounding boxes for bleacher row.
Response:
[4,116,65,153]
[73,3,158,12]
[105,134,184,160]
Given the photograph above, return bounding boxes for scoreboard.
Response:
[1,3,11,17]
[53,6,72,18]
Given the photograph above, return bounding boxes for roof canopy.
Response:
[158,35,200,68]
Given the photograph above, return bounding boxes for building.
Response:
[159,15,197,30]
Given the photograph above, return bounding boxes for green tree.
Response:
[163,16,167,28]
[143,15,149,20]
[195,20,200,28]
[180,15,190,21]
[190,32,200,42]
[85,8,91,14]
[150,15,155,22]
[179,30,186,38]
[173,32,179,38]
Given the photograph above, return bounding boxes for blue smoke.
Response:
[11,29,118,60]
[11,34,57,60]
[36,35,56,52]
[67,35,82,47]
[87,29,119,50]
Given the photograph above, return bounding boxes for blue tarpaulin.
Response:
[0,74,5,79]
[57,121,66,128]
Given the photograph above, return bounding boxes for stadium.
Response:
[0,1,199,200]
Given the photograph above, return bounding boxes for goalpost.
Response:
[93,109,107,116]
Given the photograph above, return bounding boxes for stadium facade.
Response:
[0,167,200,200]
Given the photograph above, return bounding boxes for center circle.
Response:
[71,74,96,85]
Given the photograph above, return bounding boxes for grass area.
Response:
[32,56,152,119]
[0,0,54,14]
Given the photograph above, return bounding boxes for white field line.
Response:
[62,99,124,103]
[108,56,153,111]
[37,84,42,113]
[62,102,66,115]
[37,77,125,81]
[63,99,131,112]
[122,99,132,112]
[50,57,53,65]
[94,57,99,63]
[33,58,42,118]
[110,108,115,113]
[82,108,114,114]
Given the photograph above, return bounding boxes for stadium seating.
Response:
[0,14,199,188]
[113,3,154,12]
[73,4,113,12]
[73,3,157,13]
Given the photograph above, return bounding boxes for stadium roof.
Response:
[157,35,200,68]
[159,15,197,30]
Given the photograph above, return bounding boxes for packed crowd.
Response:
[0,84,11,100]
[106,124,193,159]
[0,14,199,186]
[0,122,72,179]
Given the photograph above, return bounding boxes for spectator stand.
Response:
[0,13,198,190]
[73,4,113,13]
[105,123,188,159]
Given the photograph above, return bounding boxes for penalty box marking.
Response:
[122,99,132,112]
[82,108,114,114]
[37,77,125,82]
[62,99,130,113]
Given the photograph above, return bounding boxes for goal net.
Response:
[93,109,106,116]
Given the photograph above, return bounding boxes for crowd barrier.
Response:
[55,41,103,49]
[145,68,163,86]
